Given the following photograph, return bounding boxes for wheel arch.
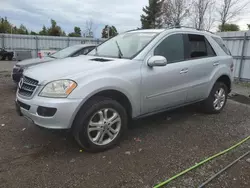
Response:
[70,89,134,129]
[206,74,232,99]
[216,75,231,92]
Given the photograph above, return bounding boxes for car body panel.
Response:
[16,57,54,67]
[16,28,233,129]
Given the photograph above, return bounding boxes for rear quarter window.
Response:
[212,37,231,55]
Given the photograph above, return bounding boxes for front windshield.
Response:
[50,45,82,59]
[88,32,158,59]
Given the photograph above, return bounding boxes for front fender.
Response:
[69,76,141,118]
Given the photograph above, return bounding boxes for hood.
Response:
[16,57,54,67]
[24,56,128,84]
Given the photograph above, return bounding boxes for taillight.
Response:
[230,62,234,72]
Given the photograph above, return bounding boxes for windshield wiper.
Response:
[94,46,98,56]
[115,41,123,58]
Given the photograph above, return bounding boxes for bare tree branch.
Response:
[192,0,211,29]
[204,1,216,30]
[191,0,216,30]
[217,0,249,31]
[83,19,97,38]
[162,0,193,27]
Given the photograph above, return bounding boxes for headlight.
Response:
[39,80,77,98]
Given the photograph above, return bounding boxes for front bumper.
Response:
[12,71,22,83]
[16,94,82,129]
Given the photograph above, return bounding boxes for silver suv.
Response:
[16,28,233,152]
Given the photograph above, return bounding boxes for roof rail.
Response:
[164,25,214,34]
[125,28,142,32]
[125,26,215,35]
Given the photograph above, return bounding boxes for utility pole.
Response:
[11,24,13,50]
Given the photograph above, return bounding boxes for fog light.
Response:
[37,106,57,117]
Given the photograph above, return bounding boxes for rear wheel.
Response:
[203,82,228,114]
[73,97,127,152]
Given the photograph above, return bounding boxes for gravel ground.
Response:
[0,67,249,188]
[0,60,16,72]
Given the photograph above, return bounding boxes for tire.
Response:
[203,82,228,114]
[72,96,128,152]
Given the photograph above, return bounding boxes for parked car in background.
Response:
[15,51,32,61]
[12,44,96,83]
[15,28,233,152]
[38,49,58,58]
[0,48,14,60]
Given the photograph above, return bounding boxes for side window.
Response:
[205,39,216,57]
[186,34,216,59]
[154,34,184,63]
[212,37,231,55]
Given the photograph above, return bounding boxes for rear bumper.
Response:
[16,94,82,129]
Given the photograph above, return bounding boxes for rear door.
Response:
[184,34,218,102]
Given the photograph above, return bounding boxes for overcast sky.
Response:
[1,0,250,38]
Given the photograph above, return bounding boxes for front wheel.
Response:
[203,82,228,114]
[73,97,127,152]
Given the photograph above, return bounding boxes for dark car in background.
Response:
[12,44,96,83]
[0,48,14,60]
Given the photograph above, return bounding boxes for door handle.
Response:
[213,62,219,66]
[180,68,188,74]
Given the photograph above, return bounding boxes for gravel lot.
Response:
[0,61,250,188]
[0,60,16,72]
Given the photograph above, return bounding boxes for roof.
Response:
[127,29,165,33]
[126,27,217,37]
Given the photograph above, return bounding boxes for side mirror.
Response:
[147,56,167,67]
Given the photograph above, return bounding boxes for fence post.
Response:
[1,34,4,48]
[35,36,39,58]
[67,37,70,47]
[238,32,247,81]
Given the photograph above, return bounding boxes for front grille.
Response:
[18,76,39,97]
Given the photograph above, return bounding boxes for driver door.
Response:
[141,33,189,114]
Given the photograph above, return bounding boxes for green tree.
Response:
[247,24,250,30]
[17,24,29,34]
[30,31,38,35]
[0,17,12,33]
[62,31,66,36]
[219,23,240,32]
[0,17,30,34]
[101,25,118,38]
[140,0,162,29]
[47,19,65,36]
[39,25,48,35]
[74,27,81,36]
[12,26,18,34]
[68,26,81,37]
